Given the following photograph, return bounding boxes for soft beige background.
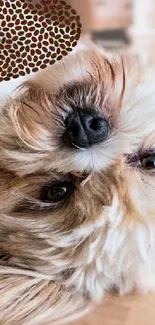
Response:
[68,294,155,325]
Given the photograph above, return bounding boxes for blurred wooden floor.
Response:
[69,294,155,325]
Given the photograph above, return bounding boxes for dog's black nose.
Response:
[63,108,109,149]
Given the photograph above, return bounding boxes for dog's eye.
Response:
[40,183,70,203]
[141,155,155,169]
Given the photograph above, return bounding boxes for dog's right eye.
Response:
[141,155,155,169]
[40,182,70,203]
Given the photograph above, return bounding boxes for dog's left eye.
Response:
[141,155,155,169]
[40,183,70,203]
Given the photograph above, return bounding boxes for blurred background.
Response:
[67,0,155,64]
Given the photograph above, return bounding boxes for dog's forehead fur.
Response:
[1,44,155,324]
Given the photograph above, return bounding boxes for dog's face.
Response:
[1,44,155,324]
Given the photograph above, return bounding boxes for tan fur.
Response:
[1,43,155,324]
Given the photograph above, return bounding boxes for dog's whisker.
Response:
[71,143,86,151]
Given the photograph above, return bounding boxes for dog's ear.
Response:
[5,81,52,148]
[0,274,89,325]
[0,82,57,174]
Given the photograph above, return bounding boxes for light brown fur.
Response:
[1,43,155,324]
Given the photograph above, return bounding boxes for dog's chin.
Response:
[51,134,129,174]
[60,148,114,173]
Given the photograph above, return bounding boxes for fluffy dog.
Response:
[0,43,155,325]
